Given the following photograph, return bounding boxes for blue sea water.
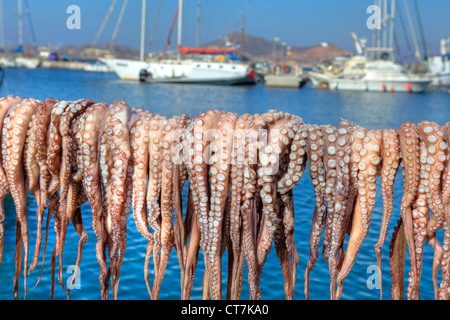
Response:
[0,68,449,300]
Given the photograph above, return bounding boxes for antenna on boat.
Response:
[177,0,183,60]
[0,0,4,48]
[196,0,201,47]
[241,13,245,56]
[18,0,23,46]
[140,0,146,61]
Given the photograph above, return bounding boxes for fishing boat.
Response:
[329,58,431,92]
[312,1,431,93]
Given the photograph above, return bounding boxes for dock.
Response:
[40,60,86,70]
[264,74,304,89]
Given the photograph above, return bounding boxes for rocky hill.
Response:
[9,32,350,65]
[203,32,350,66]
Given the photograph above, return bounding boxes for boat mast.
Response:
[196,0,201,47]
[18,0,23,46]
[371,0,377,49]
[109,0,128,53]
[376,0,381,51]
[140,0,146,61]
[148,0,163,51]
[402,0,421,61]
[389,0,396,61]
[92,0,118,46]
[0,0,4,48]
[383,0,388,48]
[413,0,427,60]
[177,0,183,60]
[241,14,245,55]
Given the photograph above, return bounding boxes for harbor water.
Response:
[0,68,449,300]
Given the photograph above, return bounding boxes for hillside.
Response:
[203,32,350,66]
[9,32,350,66]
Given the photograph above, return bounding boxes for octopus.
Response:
[74,101,109,298]
[322,119,352,300]
[2,94,450,301]
[417,121,446,299]
[99,100,137,300]
[0,95,22,269]
[335,128,383,300]
[26,97,58,277]
[2,98,40,300]
[373,128,400,299]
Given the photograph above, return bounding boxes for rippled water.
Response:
[0,68,449,300]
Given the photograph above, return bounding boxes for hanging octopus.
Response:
[373,128,400,299]
[335,129,383,300]
[303,124,326,300]
[2,98,40,300]
[2,94,450,301]
[0,95,22,269]
[74,101,109,298]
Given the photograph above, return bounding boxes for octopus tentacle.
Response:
[335,129,383,300]
[407,140,429,300]
[418,121,447,297]
[205,112,237,300]
[0,95,22,268]
[389,217,406,300]
[303,124,326,300]
[228,113,253,299]
[238,115,260,300]
[272,117,303,300]
[374,128,400,299]
[256,116,297,299]
[27,98,57,274]
[146,114,167,298]
[130,115,153,241]
[75,101,109,298]
[324,119,352,300]
[171,114,190,296]
[153,115,184,299]
[3,98,40,299]
[321,124,338,264]
[64,180,88,299]
[396,122,421,296]
[418,121,446,236]
[57,99,94,293]
[184,110,222,299]
[99,100,133,299]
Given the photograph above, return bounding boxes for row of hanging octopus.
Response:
[0,94,449,300]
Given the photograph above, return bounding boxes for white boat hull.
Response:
[329,78,431,92]
[105,58,148,81]
[431,73,450,87]
[142,60,255,85]
[83,63,112,73]
[15,57,40,69]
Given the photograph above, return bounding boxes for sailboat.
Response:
[0,0,40,69]
[319,0,431,93]
[106,0,255,84]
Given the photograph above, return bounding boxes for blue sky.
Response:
[2,0,449,55]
